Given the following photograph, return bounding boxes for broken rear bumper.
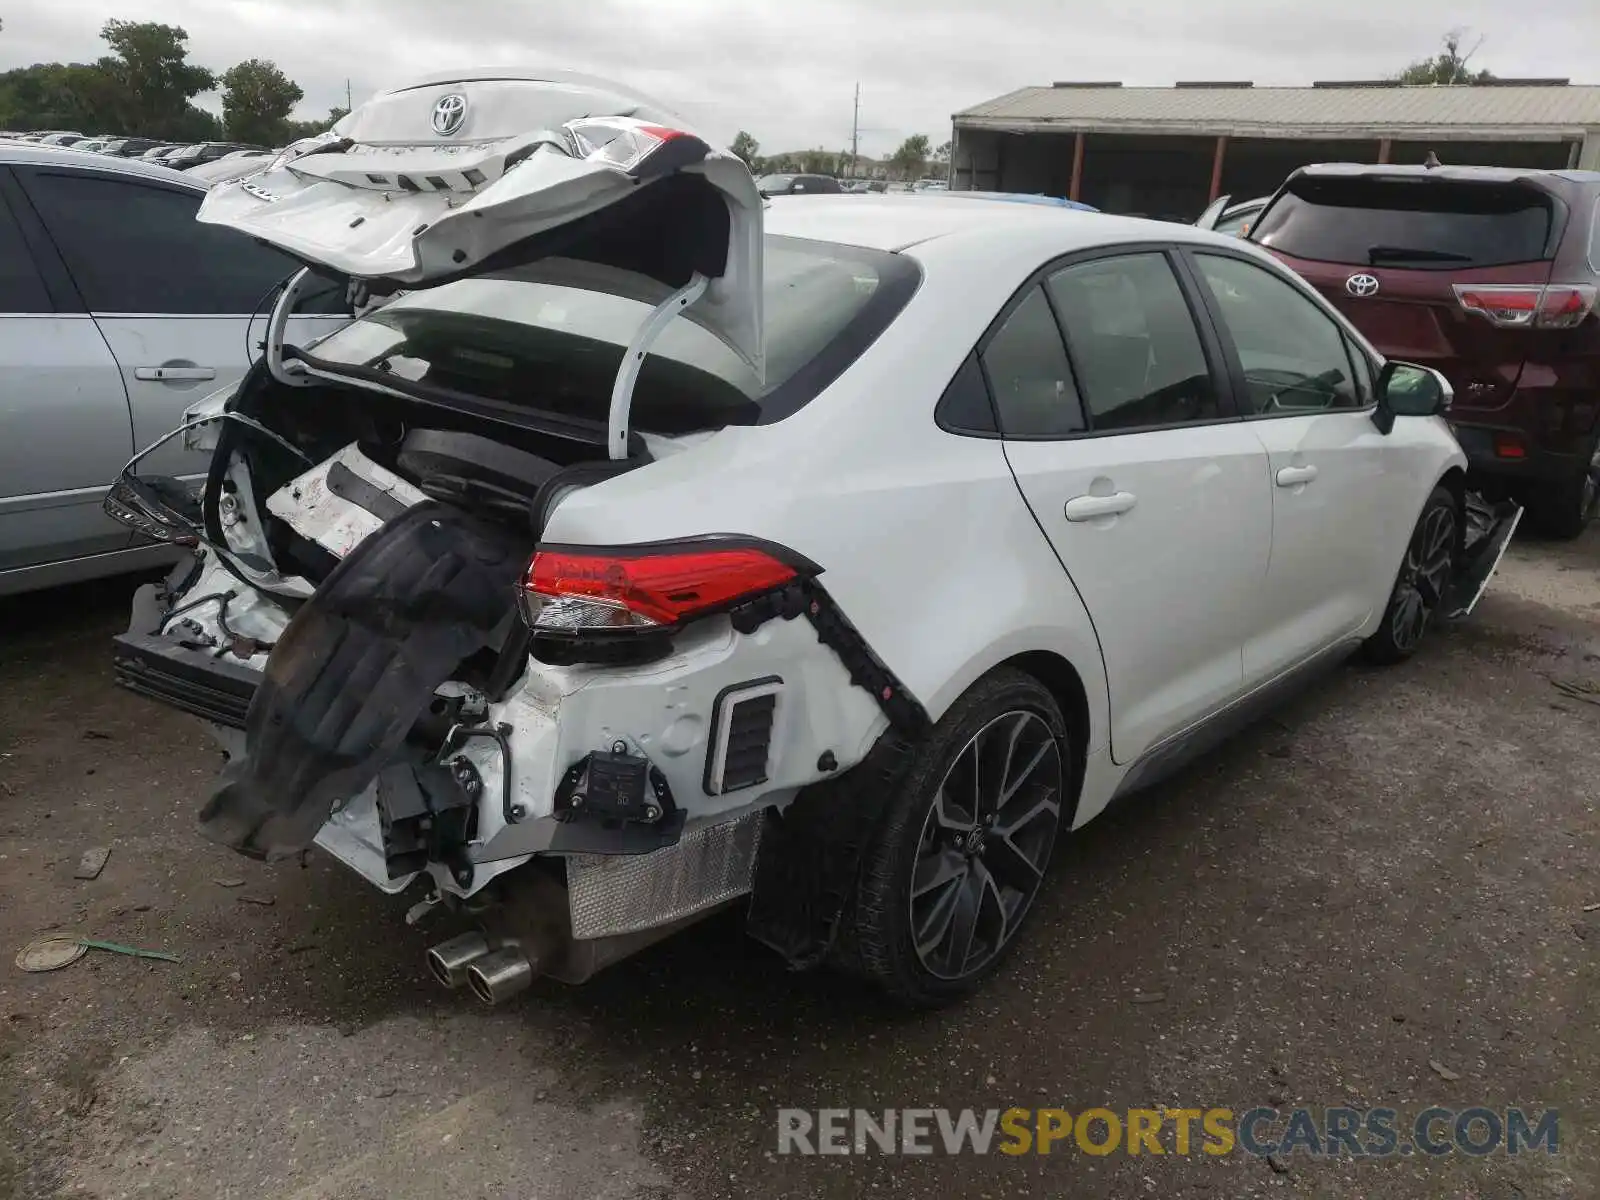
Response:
[110,543,886,956]
[113,568,258,729]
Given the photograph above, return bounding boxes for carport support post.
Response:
[1069,132,1085,202]
[1208,135,1227,203]
[1377,138,1392,164]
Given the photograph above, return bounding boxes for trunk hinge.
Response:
[265,267,320,388]
[607,272,710,460]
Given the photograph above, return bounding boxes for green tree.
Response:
[1398,29,1496,85]
[933,140,951,163]
[171,106,223,141]
[0,62,121,132]
[889,133,931,181]
[799,147,837,175]
[221,58,303,145]
[98,20,216,135]
[729,129,760,167]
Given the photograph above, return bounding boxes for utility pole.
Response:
[849,82,860,178]
[346,79,353,113]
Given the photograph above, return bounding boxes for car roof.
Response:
[938,190,1099,212]
[1295,162,1600,188]
[763,192,1210,253]
[0,142,206,187]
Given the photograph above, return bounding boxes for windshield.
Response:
[306,234,920,434]
[1253,176,1556,269]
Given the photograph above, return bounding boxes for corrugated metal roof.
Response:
[954,85,1600,137]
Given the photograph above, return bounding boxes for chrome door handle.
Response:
[135,366,217,382]
[1275,465,1319,487]
[1064,491,1137,521]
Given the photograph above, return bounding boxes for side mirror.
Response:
[1376,361,1452,431]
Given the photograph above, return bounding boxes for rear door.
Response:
[1250,174,1559,421]
[995,248,1269,764]
[13,165,347,481]
[0,168,133,577]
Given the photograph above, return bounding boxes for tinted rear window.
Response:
[1252,177,1556,269]
[306,235,920,434]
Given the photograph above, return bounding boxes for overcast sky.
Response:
[2,0,1593,156]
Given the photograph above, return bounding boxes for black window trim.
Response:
[938,240,1248,443]
[0,165,86,314]
[934,348,1003,438]
[1180,244,1381,423]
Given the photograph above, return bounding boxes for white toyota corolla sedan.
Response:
[108,70,1519,1008]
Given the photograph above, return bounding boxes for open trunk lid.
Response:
[1251,170,1567,415]
[1194,193,1231,230]
[197,69,764,376]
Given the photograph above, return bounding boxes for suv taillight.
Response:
[1453,283,1598,330]
[521,541,815,634]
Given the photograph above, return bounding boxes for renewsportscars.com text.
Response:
[776,1106,1559,1158]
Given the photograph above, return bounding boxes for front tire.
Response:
[844,670,1068,1008]
[1362,485,1458,665]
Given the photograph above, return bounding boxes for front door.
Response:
[1186,249,1420,682]
[0,170,132,580]
[990,249,1270,765]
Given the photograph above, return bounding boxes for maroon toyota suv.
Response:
[1249,164,1600,537]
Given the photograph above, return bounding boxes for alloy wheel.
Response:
[909,711,1062,981]
[1389,503,1456,653]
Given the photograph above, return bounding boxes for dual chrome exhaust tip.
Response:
[426,931,536,1005]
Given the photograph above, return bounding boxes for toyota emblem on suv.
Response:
[431,93,468,136]
[1345,273,1381,298]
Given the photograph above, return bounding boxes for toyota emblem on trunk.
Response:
[1346,273,1381,298]
[431,93,468,136]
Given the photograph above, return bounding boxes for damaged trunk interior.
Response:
[191,362,644,864]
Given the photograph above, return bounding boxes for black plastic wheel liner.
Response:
[197,501,528,861]
[745,727,920,971]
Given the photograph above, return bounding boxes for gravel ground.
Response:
[1,525,1596,1200]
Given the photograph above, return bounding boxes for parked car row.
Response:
[0,129,275,176]
[758,176,953,197]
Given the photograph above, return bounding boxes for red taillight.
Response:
[1493,432,1526,459]
[1454,283,1597,330]
[562,117,704,175]
[1538,285,1597,328]
[523,542,806,632]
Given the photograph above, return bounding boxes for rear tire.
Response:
[1526,441,1599,540]
[1362,485,1457,665]
[843,669,1068,1008]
